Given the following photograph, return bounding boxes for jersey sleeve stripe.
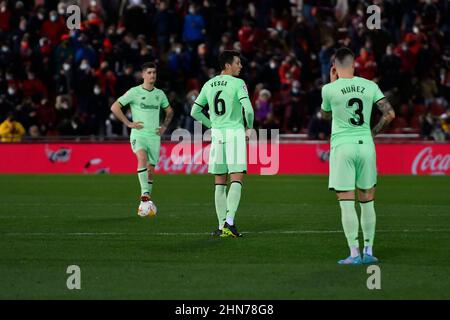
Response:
[239,96,249,101]
[374,97,386,104]
[194,102,205,108]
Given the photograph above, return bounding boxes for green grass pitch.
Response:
[0,174,449,299]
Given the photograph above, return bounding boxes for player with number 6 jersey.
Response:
[191,50,254,238]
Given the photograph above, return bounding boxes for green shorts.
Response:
[130,133,161,166]
[208,128,247,175]
[329,142,377,191]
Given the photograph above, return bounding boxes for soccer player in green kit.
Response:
[321,48,395,264]
[191,50,254,238]
[111,62,173,208]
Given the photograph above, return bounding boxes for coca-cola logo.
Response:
[411,147,450,175]
[156,146,209,174]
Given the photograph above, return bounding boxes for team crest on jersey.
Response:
[142,97,146,100]
[156,96,160,102]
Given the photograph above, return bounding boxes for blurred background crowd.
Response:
[0,0,449,142]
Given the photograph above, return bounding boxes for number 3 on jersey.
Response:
[347,98,364,126]
[214,91,226,116]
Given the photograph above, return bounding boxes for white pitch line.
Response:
[1,229,449,237]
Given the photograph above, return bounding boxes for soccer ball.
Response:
[137,200,157,217]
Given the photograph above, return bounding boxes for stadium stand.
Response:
[0,0,449,141]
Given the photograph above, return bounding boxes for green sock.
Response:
[148,180,153,196]
[137,168,149,195]
[339,200,359,248]
[226,181,242,225]
[360,200,376,247]
[215,184,227,229]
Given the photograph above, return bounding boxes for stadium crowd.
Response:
[0,0,449,142]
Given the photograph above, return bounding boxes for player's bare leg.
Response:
[336,190,362,264]
[212,174,228,236]
[136,149,150,202]
[358,187,378,263]
[222,172,244,238]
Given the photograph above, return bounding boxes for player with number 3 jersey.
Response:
[321,47,395,265]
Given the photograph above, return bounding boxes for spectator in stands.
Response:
[28,124,40,138]
[254,89,273,129]
[0,112,26,142]
[153,1,175,54]
[279,55,301,87]
[22,71,48,100]
[36,98,57,135]
[182,90,198,133]
[420,111,444,141]
[54,34,74,73]
[308,110,331,140]
[116,64,137,96]
[355,47,377,80]
[87,84,109,136]
[0,1,11,32]
[379,44,402,91]
[319,37,335,84]
[420,72,438,107]
[238,18,257,58]
[41,10,66,47]
[183,3,205,49]
[440,108,450,140]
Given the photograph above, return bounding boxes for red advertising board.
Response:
[0,142,449,175]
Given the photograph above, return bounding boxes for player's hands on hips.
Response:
[156,126,166,136]
[128,121,144,129]
[245,128,252,142]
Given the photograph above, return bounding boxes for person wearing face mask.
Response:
[55,61,73,94]
[260,58,281,92]
[54,34,73,72]
[40,10,66,46]
[0,42,13,70]
[88,84,109,135]
[167,43,184,74]
[95,61,117,98]
[182,4,205,49]
[6,84,22,106]
[394,41,415,74]
[75,59,95,114]
[379,44,402,91]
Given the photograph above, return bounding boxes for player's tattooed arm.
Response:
[159,106,174,135]
[321,110,332,120]
[372,98,396,136]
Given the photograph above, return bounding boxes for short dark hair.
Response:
[334,47,355,65]
[218,50,241,71]
[141,62,157,71]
